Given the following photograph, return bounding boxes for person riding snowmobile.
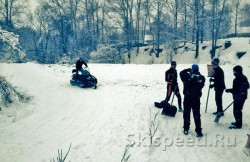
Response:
[76,57,89,76]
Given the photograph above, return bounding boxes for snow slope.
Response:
[0,37,250,162]
[0,61,249,162]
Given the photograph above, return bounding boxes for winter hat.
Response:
[212,58,220,66]
[191,64,199,72]
[233,65,243,74]
[171,61,176,65]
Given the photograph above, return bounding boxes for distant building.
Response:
[144,34,154,44]
[227,27,250,38]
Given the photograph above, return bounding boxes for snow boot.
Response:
[229,124,241,129]
[213,111,224,116]
[231,122,237,125]
[218,112,224,116]
[196,132,203,137]
[178,108,183,112]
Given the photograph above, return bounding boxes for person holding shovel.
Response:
[225,65,249,129]
[165,61,183,112]
[209,58,226,117]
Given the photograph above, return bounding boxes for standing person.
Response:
[209,58,226,116]
[76,57,89,75]
[180,64,205,137]
[225,65,249,129]
[165,61,183,112]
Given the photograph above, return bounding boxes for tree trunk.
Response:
[195,0,199,58]
[156,1,160,58]
[184,0,187,44]
[136,0,141,54]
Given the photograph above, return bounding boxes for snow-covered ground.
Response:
[0,38,250,162]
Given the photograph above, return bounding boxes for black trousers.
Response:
[215,89,224,112]
[166,84,182,108]
[183,96,202,133]
[233,99,245,128]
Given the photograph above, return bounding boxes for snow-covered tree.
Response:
[0,75,30,106]
[0,28,24,62]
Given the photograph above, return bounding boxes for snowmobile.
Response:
[70,68,97,89]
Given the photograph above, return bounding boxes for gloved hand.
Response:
[225,89,231,93]
[188,77,197,85]
[173,81,178,85]
[242,93,247,100]
[209,78,214,82]
[209,84,214,89]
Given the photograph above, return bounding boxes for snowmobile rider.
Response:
[165,61,183,112]
[210,58,226,117]
[225,65,249,129]
[76,57,89,76]
[180,64,205,137]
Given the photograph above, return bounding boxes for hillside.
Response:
[128,37,250,65]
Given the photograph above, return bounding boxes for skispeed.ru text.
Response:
[127,133,236,151]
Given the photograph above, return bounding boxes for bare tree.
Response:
[82,0,100,50]
[180,0,188,44]
[0,0,28,30]
[68,0,81,57]
[50,144,72,162]
[106,0,134,63]
[148,109,160,145]
[194,0,200,58]
[45,0,72,55]
[135,0,141,54]
[231,0,243,36]
[181,0,204,58]
[155,0,163,57]
[28,2,52,63]
[164,0,181,54]
[199,0,206,43]
[210,0,227,59]
[120,142,135,162]
[141,0,151,39]
[32,0,83,61]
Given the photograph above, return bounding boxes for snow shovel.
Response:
[170,86,177,105]
[205,80,212,113]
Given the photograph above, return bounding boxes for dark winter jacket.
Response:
[210,66,226,91]
[76,59,88,71]
[180,69,205,98]
[226,74,249,101]
[165,67,178,85]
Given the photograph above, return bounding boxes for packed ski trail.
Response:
[0,63,249,162]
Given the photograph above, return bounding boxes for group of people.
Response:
[164,58,249,137]
[76,57,249,137]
